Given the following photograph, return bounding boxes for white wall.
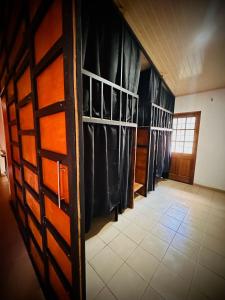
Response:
[175,88,225,191]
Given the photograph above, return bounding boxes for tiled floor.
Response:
[0,176,44,300]
[85,180,225,300]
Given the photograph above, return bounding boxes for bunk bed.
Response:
[82,0,140,231]
[135,67,175,196]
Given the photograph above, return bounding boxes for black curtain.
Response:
[82,0,140,231]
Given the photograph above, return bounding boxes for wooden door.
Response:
[0,1,85,299]
[169,112,201,184]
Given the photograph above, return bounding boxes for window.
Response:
[171,117,196,154]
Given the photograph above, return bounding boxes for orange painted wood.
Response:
[21,135,37,166]
[28,215,43,251]
[134,182,143,192]
[12,146,20,164]
[9,21,25,69]
[16,186,23,203]
[18,204,26,226]
[26,189,41,223]
[19,102,34,130]
[34,0,62,63]
[24,165,39,193]
[30,239,45,280]
[17,67,32,101]
[47,230,72,284]
[44,195,70,245]
[7,80,14,100]
[11,125,18,142]
[9,103,16,121]
[40,112,67,155]
[42,158,69,203]
[49,263,70,300]
[15,166,22,185]
[135,147,148,185]
[137,128,149,145]
[36,55,64,109]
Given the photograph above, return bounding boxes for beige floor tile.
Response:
[126,246,159,282]
[205,222,225,241]
[188,285,209,300]
[94,287,116,300]
[171,203,189,214]
[123,223,148,244]
[151,223,176,243]
[199,247,225,279]
[112,215,131,232]
[141,285,164,300]
[193,264,225,300]
[178,222,204,243]
[140,233,169,260]
[203,234,225,257]
[98,225,120,244]
[171,233,200,261]
[85,236,106,261]
[150,264,190,300]
[162,246,196,285]
[89,246,123,283]
[160,215,181,231]
[108,233,137,260]
[108,263,148,300]
[166,207,186,221]
[86,263,105,300]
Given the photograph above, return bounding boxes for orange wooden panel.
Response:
[11,125,18,142]
[47,230,72,284]
[26,189,41,223]
[34,0,62,63]
[49,263,70,300]
[15,166,22,185]
[18,204,25,226]
[28,215,43,251]
[12,146,20,163]
[29,0,41,21]
[17,67,31,101]
[24,166,39,193]
[21,135,37,166]
[45,196,70,245]
[16,186,23,203]
[9,22,26,69]
[137,128,149,146]
[9,103,16,121]
[7,80,14,99]
[40,112,67,154]
[42,158,69,203]
[19,102,34,130]
[36,55,64,109]
[30,239,45,280]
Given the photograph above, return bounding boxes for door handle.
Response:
[57,161,62,209]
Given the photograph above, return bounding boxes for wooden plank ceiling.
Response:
[115,0,225,96]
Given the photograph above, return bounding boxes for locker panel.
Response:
[24,166,39,193]
[44,196,70,245]
[28,215,43,251]
[11,125,18,142]
[21,135,37,166]
[9,103,16,121]
[40,112,67,155]
[49,263,70,300]
[42,158,69,203]
[12,146,20,163]
[34,0,62,63]
[30,239,45,280]
[47,229,72,284]
[36,55,64,109]
[26,189,41,223]
[17,67,32,101]
[14,166,22,185]
[19,102,34,130]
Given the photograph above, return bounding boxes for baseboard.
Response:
[194,183,225,194]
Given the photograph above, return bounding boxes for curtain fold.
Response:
[82,0,140,231]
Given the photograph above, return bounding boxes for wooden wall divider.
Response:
[0,1,85,299]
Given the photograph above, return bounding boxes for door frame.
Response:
[170,111,201,184]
